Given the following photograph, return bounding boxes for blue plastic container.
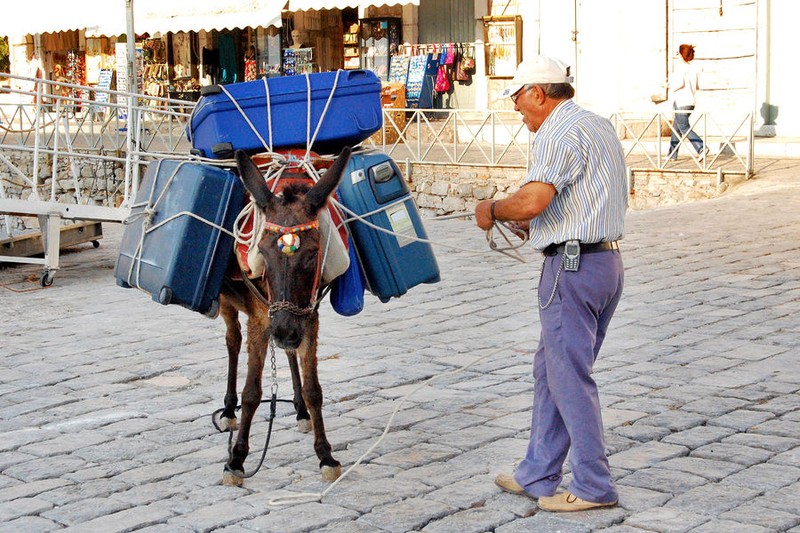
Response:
[189,70,382,158]
[114,159,245,316]
[336,149,440,302]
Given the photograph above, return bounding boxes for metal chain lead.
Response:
[269,338,279,397]
[538,254,565,310]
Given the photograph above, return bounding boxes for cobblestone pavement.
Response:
[1,158,799,533]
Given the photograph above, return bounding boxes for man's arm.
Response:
[475,181,557,231]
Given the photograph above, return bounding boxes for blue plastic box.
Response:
[114,159,245,316]
[336,149,440,302]
[189,70,382,158]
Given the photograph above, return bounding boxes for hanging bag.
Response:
[444,44,455,65]
[330,237,366,316]
[461,46,476,72]
[435,65,451,93]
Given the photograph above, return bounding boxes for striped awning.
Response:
[289,0,418,11]
[0,0,283,38]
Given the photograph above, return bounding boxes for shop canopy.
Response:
[289,0,419,11]
[0,0,283,38]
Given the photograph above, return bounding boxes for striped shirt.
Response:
[523,99,628,251]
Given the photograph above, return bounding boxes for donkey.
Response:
[217,147,352,486]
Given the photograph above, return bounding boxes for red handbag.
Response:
[435,65,451,93]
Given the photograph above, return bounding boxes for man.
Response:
[475,55,627,512]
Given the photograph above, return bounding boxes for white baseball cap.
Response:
[499,56,574,99]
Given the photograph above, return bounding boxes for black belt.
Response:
[543,241,619,257]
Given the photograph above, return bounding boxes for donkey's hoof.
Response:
[222,468,245,486]
[219,416,237,431]
[297,418,312,433]
[321,464,342,481]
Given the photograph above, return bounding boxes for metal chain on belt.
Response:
[538,253,565,310]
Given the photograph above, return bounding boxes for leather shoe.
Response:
[537,491,617,512]
[494,473,528,496]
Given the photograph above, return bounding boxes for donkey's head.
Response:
[235,147,352,350]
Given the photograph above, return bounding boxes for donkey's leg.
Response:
[286,350,312,433]
[298,317,340,481]
[223,315,269,487]
[219,302,241,431]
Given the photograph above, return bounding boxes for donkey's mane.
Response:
[278,183,312,205]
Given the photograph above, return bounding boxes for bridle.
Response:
[240,218,325,318]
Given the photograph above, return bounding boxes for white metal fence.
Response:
[1,73,754,283]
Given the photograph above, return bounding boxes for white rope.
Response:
[123,159,237,296]
[331,197,530,262]
[218,84,273,153]
[266,337,531,506]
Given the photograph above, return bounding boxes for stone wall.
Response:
[0,151,125,233]
[406,162,745,216]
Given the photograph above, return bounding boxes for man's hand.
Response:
[475,200,494,230]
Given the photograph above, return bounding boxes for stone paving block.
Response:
[719,501,800,531]
[371,443,461,469]
[2,455,86,482]
[707,409,776,431]
[315,476,426,514]
[425,474,500,510]
[723,432,799,454]
[315,521,384,533]
[47,478,128,506]
[613,422,672,443]
[0,428,61,453]
[58,503,175,533]
[0,477,72,503]
[165,500,261,532]
[770,445,800,468]
[681,396,750,417]
[687,518,773,533]
[634,410,707,432]
[0,496,54,522]
[422,507,516,533]
[609,441,688,470]
[624,507,710,533]
[691,442,774,466]
[616,484,670,512]
[429,424,515,451]
[495,513,592,533]
[20,430,114,457]
[722,462,800,491]
[616,467,707,494]
[113,459,196,486]
[42,496,131,526]
[63,459,139,484]
[0,515,62,533]
[661,425,736,449]
[357,497,455,533]
[752,418,800,438]
[658,456,745,481]
[664,482,760,516]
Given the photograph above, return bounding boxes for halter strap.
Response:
[263,220,320,235]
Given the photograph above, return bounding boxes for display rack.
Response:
[360,18,401,82]
[142,38,169,98]
[482,15,523,78]
[343,23,360,70]
[282,48,314,76]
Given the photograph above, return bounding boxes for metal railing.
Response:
[1,73,756,281]
[610,110,754,178]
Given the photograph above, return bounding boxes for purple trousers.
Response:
[514,249,623,504]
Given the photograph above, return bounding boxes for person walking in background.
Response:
[668,44,708,161]
[474,55,627,512]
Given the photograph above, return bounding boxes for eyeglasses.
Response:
[510,85,534,105]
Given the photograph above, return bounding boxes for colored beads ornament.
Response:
[278,233,300,255]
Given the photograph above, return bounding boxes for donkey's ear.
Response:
[305,147,352,215]
[235,150,274,208]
